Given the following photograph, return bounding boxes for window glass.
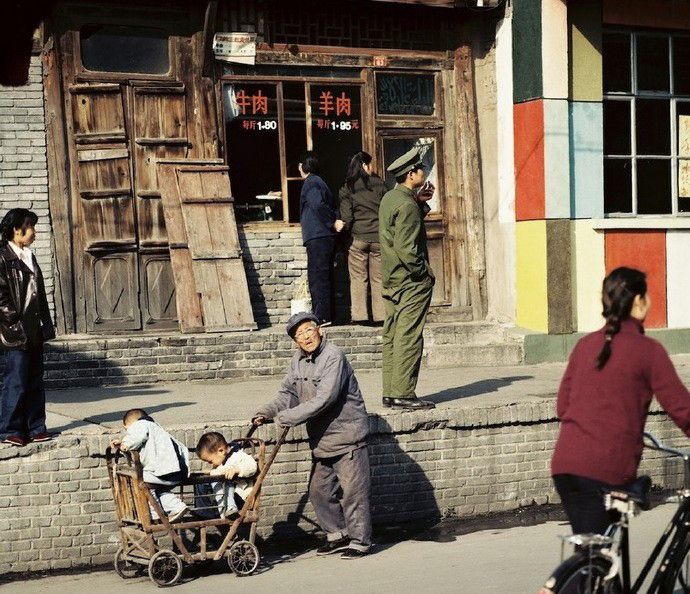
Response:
[310,85,363,198]
[603,100,631,155]
[80,25,169,74]
[673,37,690,95]
[603,33,631,93]
[636,36,669,93]
[604,159,632,214]
[637,159,672,214]
[635,99,670,156]
[224,84,283,223]
[383,137,439,213]
[376,73,435,116]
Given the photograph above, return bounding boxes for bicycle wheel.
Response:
[660,534,690,594]
[541,552,622,594]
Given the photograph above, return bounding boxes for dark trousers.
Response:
[306,236,337,323]
[309,446,372,552]
[554,474,623,535]
[0,346,46,440]
[193,481,245,520]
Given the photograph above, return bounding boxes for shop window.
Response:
[80,25,169,74]
[223,81,362,224]
[603,30,690,216]
[376,73,436,117]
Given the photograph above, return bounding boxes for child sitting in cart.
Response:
[109,408,190,522]
[194,431,258,519]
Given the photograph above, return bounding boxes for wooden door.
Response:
[69,84,141,331]
[132,84,188,330]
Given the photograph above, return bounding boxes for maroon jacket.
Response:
[552,318,690,485]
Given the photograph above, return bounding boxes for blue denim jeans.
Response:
[0,346,46,440]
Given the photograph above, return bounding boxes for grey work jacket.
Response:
[255,338,369,458]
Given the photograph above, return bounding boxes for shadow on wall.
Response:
[426,376,534,405]
[265,416,441,548]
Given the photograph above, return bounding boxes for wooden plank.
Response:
[43,34,75,335]
[69,83,121,93]
[170,248,204,332]
[78,148,129,162]
[454,40,487,319]
[215,260,256,328]
[75,132,127,144]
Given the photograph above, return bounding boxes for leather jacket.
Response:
[0,242,55,350]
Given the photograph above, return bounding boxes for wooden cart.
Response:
[106,426,289,587]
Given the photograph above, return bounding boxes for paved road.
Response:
[3,503,678,594]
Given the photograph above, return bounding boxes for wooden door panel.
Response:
[69,84,126,144]
[86,251,140,331]
[140,253,178,329]
[77,148,136,248]
[427,235,449,305]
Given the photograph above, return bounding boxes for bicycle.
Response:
[538,432,690,594]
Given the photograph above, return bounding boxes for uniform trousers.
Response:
[381,277,433,399]
[309,446,372,552]
[348,238,384,323]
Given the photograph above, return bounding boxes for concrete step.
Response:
[423,342,525,368]
[424,321,518,346]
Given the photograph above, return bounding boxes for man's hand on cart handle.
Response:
[109,439,129,452]
[252,415,267,426]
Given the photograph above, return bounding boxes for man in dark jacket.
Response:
[299,152,344,324]
[0,208,55,446]
[253,311,371,559]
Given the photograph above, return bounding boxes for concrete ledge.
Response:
[0,401,685,576]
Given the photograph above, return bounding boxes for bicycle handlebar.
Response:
[643,431,689,459]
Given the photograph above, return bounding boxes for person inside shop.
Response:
[339,151,388,326]
[298,151,345,325]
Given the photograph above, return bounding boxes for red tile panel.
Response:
[514,100,545,221]
[604,230,667,328]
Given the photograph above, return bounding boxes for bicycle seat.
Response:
[601,475,652,511]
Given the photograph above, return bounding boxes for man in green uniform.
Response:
[379,148,435,410]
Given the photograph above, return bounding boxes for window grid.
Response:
[604,30,690,217]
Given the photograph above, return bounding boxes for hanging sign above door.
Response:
[213,33,257,65]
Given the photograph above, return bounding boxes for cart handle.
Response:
[246,417,274,438]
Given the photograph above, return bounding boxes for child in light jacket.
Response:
[194,432,257,518]
[110,408,189,522]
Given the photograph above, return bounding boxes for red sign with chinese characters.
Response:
[313,87,360,133]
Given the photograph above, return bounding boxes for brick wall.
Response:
[0,54,54,320]
[40,326,382,390]
[240,230,351,328]
[0,403,684,575]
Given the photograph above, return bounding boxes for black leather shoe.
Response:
[341,548,369,559]
[382,397,393,407]
[316,537,350,556]
[389,398,435,410]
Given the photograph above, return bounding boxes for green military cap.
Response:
[386,147,423,178]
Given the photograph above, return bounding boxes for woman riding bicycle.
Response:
[552,266,690,535]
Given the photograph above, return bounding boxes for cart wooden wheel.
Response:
[227,540,260,576]
[148,550,183,587]
[114,548,142,578]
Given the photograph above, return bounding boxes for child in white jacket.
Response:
[194,432,257,518]
[110,409,189,522]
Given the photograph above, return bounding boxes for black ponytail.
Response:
[596,267,647,369]
[345,151,372,192]
[0,208,37,243]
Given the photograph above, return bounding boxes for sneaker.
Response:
[167,506,188,523]
[223,505,239,519]
[316,537,350,556]
[341,548,369,560]
[30,432,52,443]
[2,436,25,447]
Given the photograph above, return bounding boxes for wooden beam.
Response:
[454,36,487,320]
[42,32,75,335]
[371,0,455,7]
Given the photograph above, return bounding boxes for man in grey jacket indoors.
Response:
[253,311,372,559]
